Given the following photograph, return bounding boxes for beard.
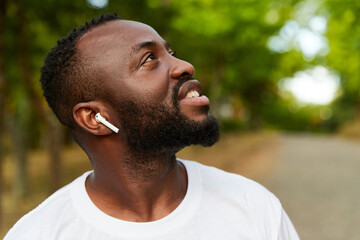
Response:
[112,79,220,156]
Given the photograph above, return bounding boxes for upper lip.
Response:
[178,79,202,101]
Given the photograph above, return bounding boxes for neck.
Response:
[85,146,187,222]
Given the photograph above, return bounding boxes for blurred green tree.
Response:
[165,0,297,129]
[325,0,360,125]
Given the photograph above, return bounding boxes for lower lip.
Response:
[179,95,210,106]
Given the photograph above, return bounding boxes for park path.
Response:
[262,134,360,240]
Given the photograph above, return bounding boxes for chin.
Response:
[186,114,209,123]
[181,105,211,122]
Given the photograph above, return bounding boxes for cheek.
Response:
[132,71,172,103]
[109,77,172,105]
[105,64,173,104]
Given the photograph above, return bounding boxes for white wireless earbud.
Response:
[95,113,119,133]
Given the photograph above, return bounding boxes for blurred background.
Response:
[1,0,360,239]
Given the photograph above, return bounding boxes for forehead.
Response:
[77,20,165,57]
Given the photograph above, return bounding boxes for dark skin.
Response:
[71,20,210,222]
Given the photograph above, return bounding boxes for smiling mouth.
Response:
[177,79,210,107]
[178,79,203,101]
[185,90,200,98]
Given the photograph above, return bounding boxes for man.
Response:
[5,13,299,239]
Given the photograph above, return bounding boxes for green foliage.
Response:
[2,0,360,145]
[325,0,360,123]
[220,118,245,133]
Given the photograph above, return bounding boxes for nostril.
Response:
[180,72,190,79]
[170,59,195,79]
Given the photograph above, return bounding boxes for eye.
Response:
[144,54,155,63]
[138,53,159,70]
[169,50,176,57]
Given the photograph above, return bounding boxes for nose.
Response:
[170,58,195,80]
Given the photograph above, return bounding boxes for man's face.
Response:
[77,20,219,153]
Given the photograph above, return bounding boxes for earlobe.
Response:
[73,102,114,135]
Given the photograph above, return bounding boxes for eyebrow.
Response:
[131,41,171,56]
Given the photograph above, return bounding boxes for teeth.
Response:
[185,90,200,98]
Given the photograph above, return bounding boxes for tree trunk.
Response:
[16,0,63,192]
[210,51,225,119]
[6,114,28,198]
[0,0,7,225]
[47,119,63,193]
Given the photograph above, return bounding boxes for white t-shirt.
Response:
[5,160,300,240]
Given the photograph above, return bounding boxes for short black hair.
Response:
[40,13,122,128]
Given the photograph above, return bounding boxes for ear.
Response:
[73,101,114,135]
